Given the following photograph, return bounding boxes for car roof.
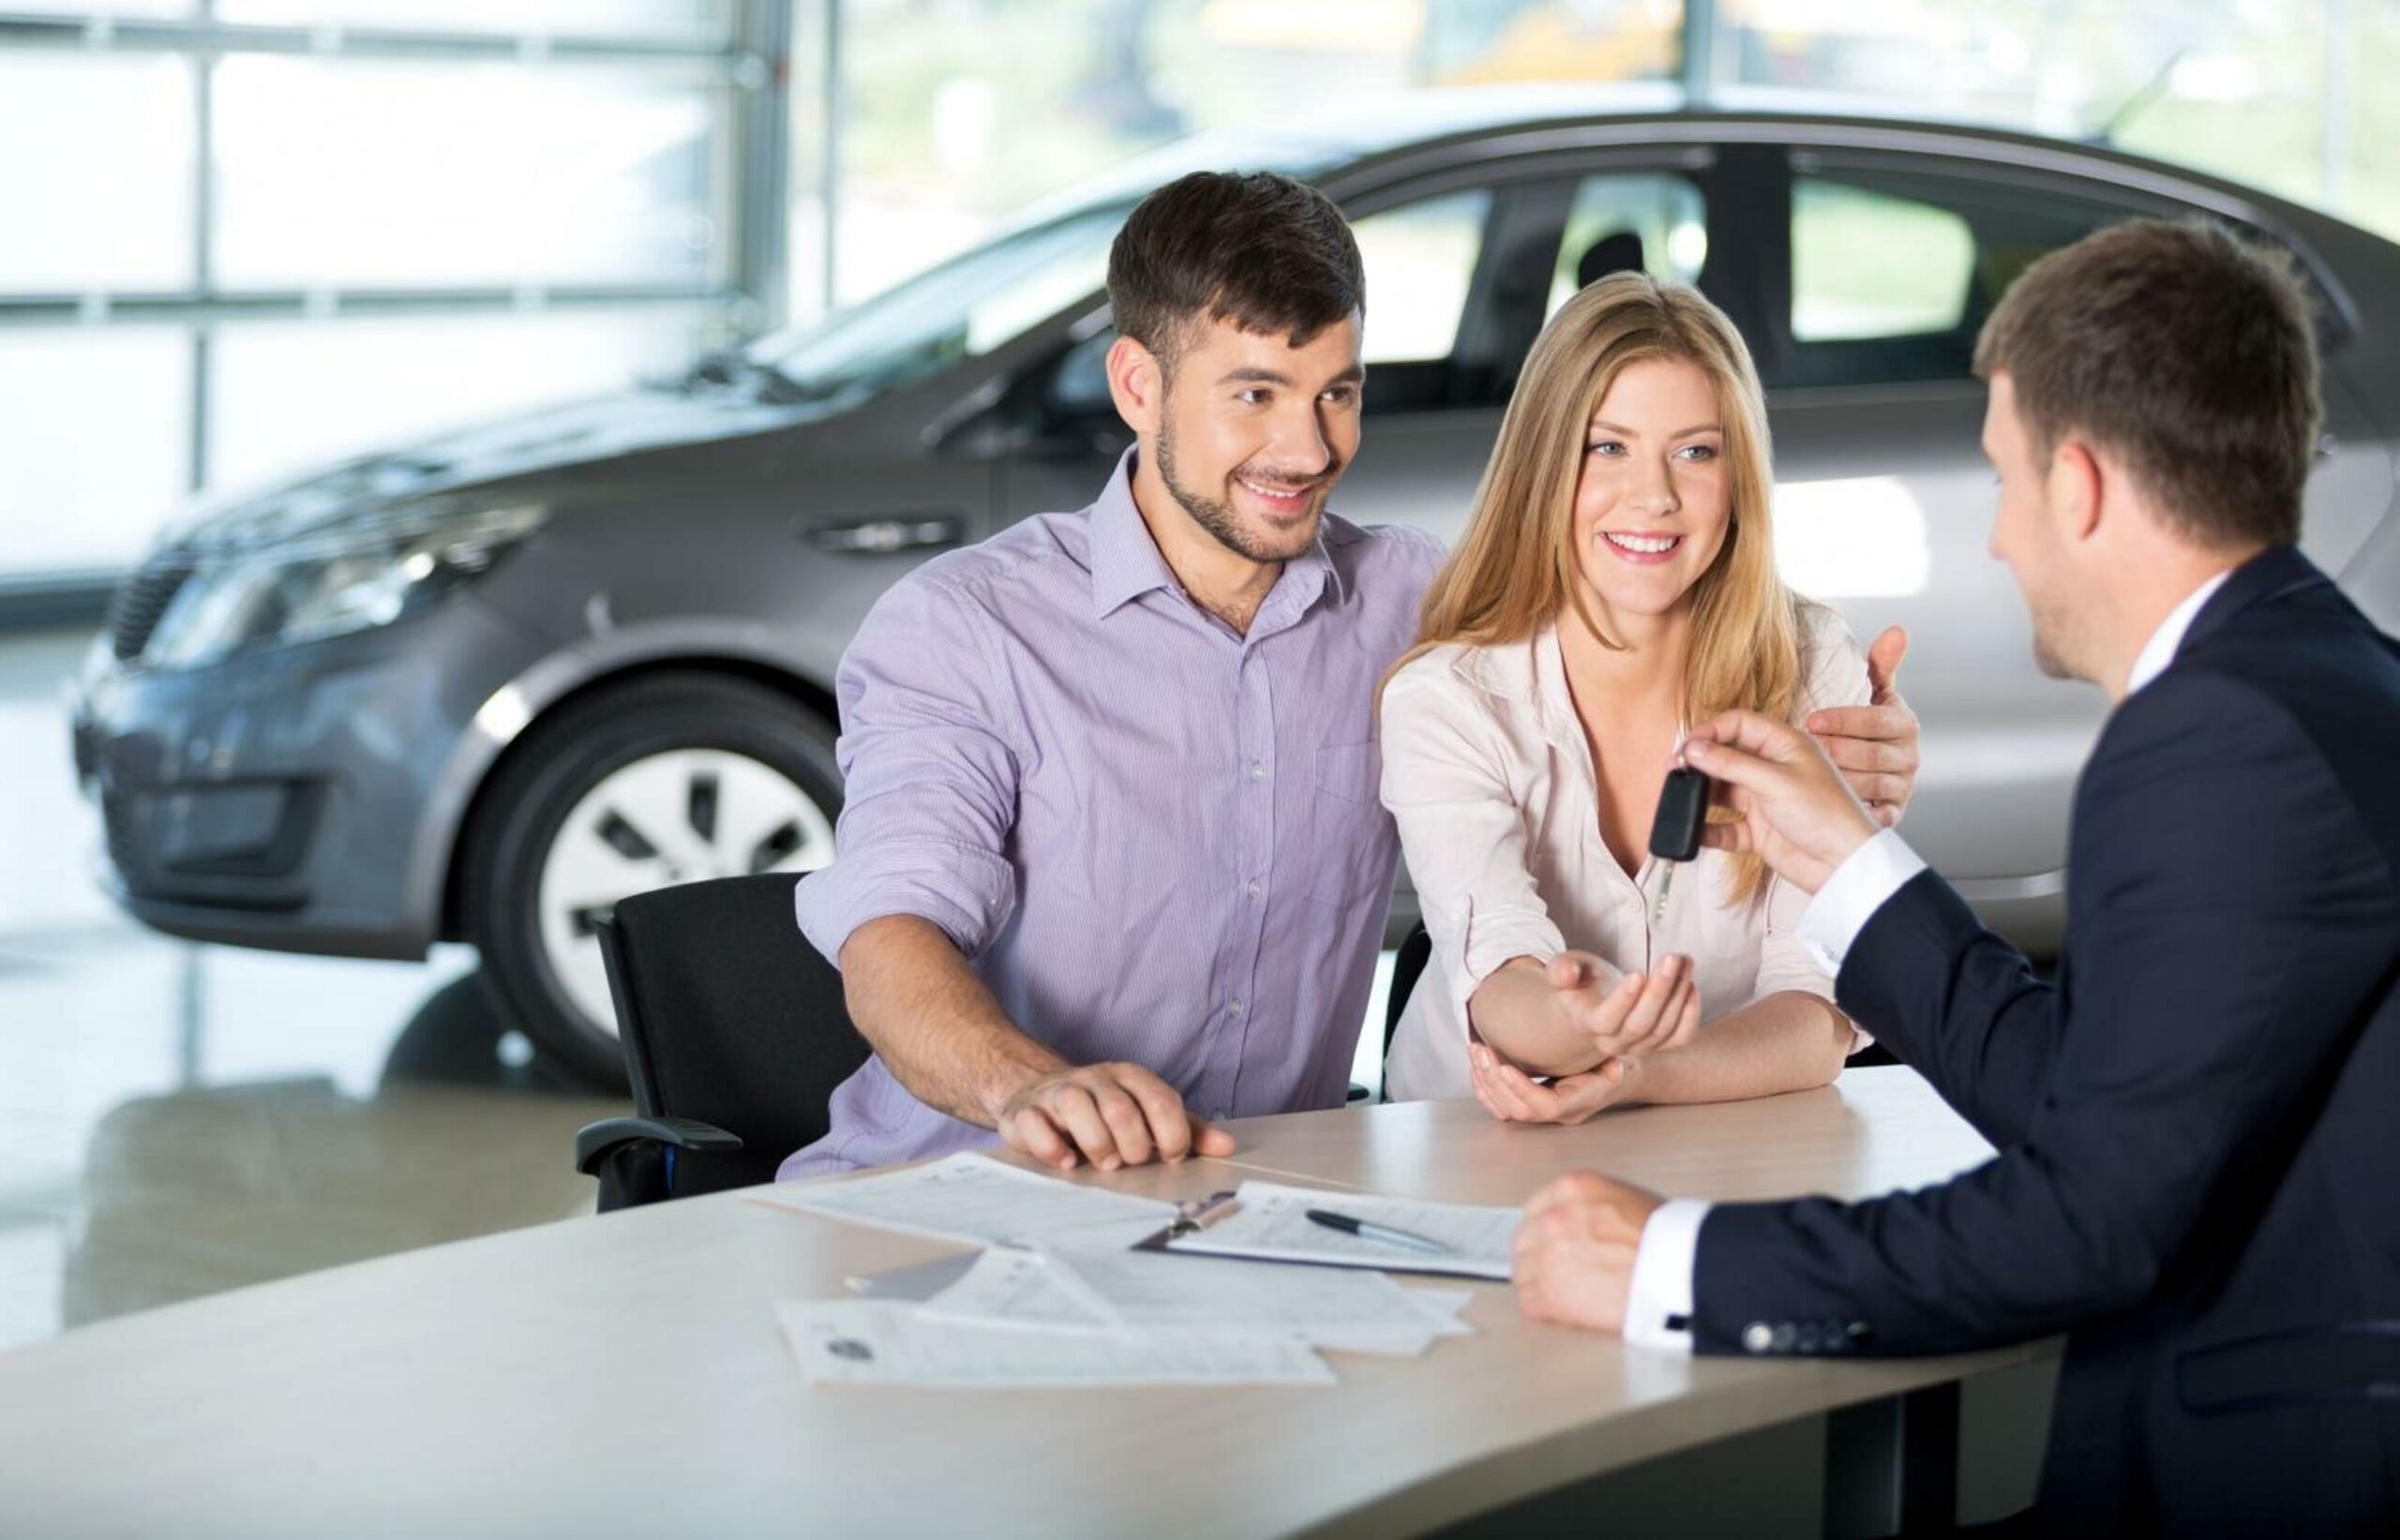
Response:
[1012,83,2346,240]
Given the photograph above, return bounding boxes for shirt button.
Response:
[1249,761,1265,780]
[1246,879,1261,898]
[1229,1000,1244,1016]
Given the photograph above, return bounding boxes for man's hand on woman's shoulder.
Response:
[1804,623,1919,828]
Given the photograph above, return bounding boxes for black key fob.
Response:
[1648,766,1712,862]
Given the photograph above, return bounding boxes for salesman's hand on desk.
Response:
[1803,624,1920,830]
[1681,711,1882,896]
[1513,1172,1665,1334]
[996,1062,1236,1173]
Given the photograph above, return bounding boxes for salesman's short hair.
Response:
[1106,171,1364,381]
[1973,217,2321,551]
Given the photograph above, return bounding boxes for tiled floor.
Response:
[0,625,1394,1353]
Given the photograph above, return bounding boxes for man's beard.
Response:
[1154,418,1336,565]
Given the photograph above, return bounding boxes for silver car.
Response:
[71,99,2400,1084]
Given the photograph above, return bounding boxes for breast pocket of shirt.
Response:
[1300,740,1396,911]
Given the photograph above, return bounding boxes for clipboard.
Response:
[1131,1188,1514,1282]
[1131,1189,1246,1248]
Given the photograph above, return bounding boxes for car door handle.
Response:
[804,514,967,555]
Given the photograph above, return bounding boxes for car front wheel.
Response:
[460,670,842,1086]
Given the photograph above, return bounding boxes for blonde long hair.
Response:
[1391,273,1806,905]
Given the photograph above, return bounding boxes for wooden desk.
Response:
[0,1068,2051,1538]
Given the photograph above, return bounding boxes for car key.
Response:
[1647,765,1712,926]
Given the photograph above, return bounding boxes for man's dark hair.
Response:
[1973,217,2321,550]
[1106,170,1364,379]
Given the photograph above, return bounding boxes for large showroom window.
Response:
[0,2,788,584]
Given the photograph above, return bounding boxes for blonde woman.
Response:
[1380,274,1900,1117]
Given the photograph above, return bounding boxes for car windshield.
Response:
[746,202,1132,403]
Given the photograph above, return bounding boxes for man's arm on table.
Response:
[1571,677,2395,1353]
[798,575,1228,1172]
[836,917,1231,1169]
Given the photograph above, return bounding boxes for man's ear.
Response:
[1106,335,1164,438]
[2048,437,2106,546]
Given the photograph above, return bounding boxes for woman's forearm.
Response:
[1617,991,1852,1107]
[1466,959,1612,1077]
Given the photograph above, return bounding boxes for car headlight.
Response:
[142,503,548,670]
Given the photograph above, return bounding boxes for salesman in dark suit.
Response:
[1498,217,2400,1536]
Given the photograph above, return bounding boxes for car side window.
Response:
[1775,158,2151,390]
[1546,172,1709,318]
[1791,179,1975,342]
[1349,188,1492,368]
[1048,327,1113,416]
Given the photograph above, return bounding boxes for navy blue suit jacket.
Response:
[1690,546,2400,1536]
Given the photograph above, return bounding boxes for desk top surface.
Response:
[0,1067,2047,1539]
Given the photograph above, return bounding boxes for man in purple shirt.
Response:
[784,171,1919,1178]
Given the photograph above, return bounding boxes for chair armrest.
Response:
[575,1115,745,1175]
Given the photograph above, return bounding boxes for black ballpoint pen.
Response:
[1305,1207,1452,1255]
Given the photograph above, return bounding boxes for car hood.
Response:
[159,384,820,557]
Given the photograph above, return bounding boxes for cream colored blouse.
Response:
[1378,605,1870,1102]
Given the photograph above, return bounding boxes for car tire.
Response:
[460,670,843,1088]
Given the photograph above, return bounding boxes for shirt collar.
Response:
[1088,446,1346,622]
[1088,448,1178,619]
[2126,569,2235,696]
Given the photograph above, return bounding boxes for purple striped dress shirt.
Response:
[780,452,1442,1177]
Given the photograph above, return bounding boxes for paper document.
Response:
[754,1151,1179,1250]
[1161,1181,1522,1280]
[920,1246,1477,1356]
[777,1299,1336,1388]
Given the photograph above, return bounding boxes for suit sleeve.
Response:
[1833,869,2064,1147]
[1689,672,2400,1357]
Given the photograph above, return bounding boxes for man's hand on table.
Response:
[993,1061,1236,1173]
[1804,624,1919,830]
[1512,1172,1666,1334]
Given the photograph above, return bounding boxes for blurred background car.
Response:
[68,99,2400,1083]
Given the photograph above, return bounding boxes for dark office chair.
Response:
[1341,919,1435,1104]
[1386,920,1432,1062]
[572,874,871,1211]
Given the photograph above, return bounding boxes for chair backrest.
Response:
[1386,920,1432,1059]
[1575,230,1647,291]
[598,874,870,1196]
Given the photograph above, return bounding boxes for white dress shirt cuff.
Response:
[1794,829,1928,971]
[1623,1197,1711,1353]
